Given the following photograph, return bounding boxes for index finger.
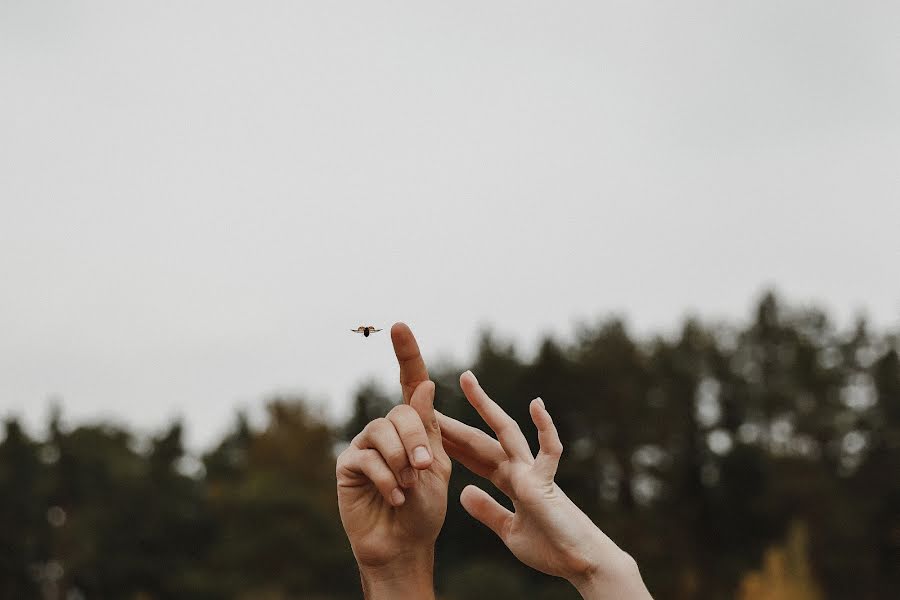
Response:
[459,370,533,463]
[392,322,429,404]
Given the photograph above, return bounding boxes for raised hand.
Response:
[335,323,451,600]
[438,370,652,600]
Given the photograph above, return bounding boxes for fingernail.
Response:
[465,370,478,383]
[400,467,417,486]
[391,488,405,506]
[413,445,431,465]
[536,397,545,409]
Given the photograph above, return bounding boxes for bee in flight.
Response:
[351,325,382,337]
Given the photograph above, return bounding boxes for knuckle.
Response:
[335,445,354,466]
[549,440,564,456]
[335,448,357,478]
[364,417,390,436]
[499,419,522,437]
[390,407,431,441]
[493,467,514,493]
[388,404,416,424]
[369,467,392,487]
[358,448,376,465]
[385,447,408,467]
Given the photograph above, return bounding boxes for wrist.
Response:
[358,548,435,600]
[570,550,652,600]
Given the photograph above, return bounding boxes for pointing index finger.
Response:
[460,370,533,462]
[392,322,429,405]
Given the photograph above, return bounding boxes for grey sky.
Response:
[2,1,898,450]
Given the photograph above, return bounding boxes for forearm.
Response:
[358,549,436,600]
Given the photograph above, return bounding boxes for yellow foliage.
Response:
[737,521,823,600]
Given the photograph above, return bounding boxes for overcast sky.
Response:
[2,1,898,450]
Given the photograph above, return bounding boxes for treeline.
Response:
[1,293,897,599]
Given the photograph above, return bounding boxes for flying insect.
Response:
[351,325,382,337]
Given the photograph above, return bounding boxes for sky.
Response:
[2,1,899,451]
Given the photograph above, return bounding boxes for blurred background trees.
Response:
[1,292,897,599]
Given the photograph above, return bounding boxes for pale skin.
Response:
[336,322,652,599]
[438,370,653,599]
[336,323,450,600]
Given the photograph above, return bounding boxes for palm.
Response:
[505,479,602,578]
[338,456,450,565]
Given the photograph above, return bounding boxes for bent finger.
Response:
[338,448,406,507]
[408,380,447,459]
[530,397,563,481]
[387,402,433,470]
[357,418,417,488]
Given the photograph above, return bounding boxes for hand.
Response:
[336,323,451,599]
[438,370,652,600]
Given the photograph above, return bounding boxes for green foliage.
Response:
[1,292,897,599]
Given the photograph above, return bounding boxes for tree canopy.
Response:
[1,292,897,599]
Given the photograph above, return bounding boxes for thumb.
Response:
[460,485,513,541]
[409,380,443,452]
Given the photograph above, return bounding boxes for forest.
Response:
[1,292,897,599]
